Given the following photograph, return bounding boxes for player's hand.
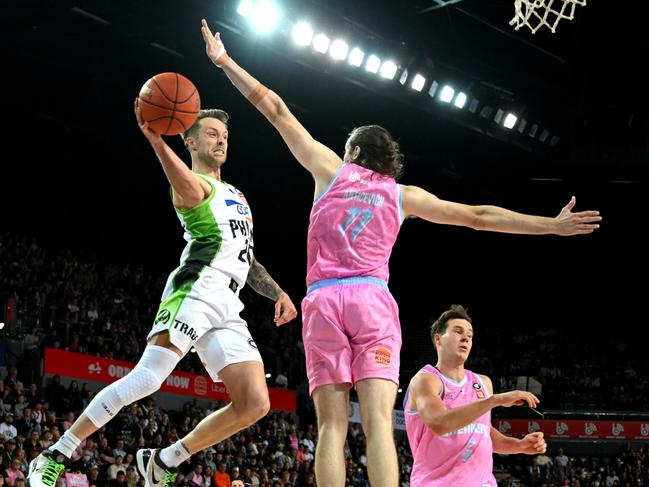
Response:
[134,98,162,143]
[553,196,602,235]
[518,432,547,454]
[201,19,228,66]
[494,390,540,408]
[274,292,298,326]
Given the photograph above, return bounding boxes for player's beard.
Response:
[199,147,225,169]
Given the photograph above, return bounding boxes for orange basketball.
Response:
[138,72,200,136]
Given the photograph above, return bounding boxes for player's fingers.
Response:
[575,210,600,218]
[563,196,576,211]
[578,215,602,223]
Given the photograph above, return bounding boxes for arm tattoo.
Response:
[246,258,283,301]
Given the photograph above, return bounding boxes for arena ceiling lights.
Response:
[234,0,559,150]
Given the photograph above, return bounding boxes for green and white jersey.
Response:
[157,174,253,322]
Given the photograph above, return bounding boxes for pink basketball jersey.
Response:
[405,365,496,487]
[306,163,403,286]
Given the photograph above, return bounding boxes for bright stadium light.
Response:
[330,39,349,60]
[399,69,409,86]
[366,54,381,73]
[503,113,518,129]
[411,74,426,92]
[237,0,255,17]
[379,60,398,79]
[348,47,365,67]
[265,373,272,378]
[454,92,467,108]
[313,33,330,53]
[292,21,313,46]
[0,322,4,330]
[250,0,281,33]
[428,80,439,98]
[440,85,455,103]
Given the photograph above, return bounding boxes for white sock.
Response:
[159,441,191,468]
[49,430,81,459]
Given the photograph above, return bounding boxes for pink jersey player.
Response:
[405,365,496,487]
[302,162,403,394]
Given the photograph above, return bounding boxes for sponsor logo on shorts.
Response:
[173,319,198,341]
[247,338,258,350]
[156,309,171,324]
[473,382,485,399]
[374,347,392,366]
[194,376,208,396]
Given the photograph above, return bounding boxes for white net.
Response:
[510,0,587,34]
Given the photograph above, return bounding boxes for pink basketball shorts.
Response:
[301,277,401,395]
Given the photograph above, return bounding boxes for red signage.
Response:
[493,419,649,440]
[44,348,296,412]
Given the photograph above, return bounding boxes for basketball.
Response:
[138,72,200,136]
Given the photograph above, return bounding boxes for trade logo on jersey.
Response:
[473,382,485,399]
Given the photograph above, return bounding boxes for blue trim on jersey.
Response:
[403,387,418,415]
[307,276,388,295]
[313,163,345,204]
[440,371,467,387]
[398,184,405,223]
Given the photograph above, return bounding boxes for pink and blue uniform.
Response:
[301,162,404,394]
[404,365,496,487]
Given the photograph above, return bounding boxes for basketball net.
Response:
[510,0,586,34]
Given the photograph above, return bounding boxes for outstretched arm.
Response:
[134,99,210,210]
[246,257,298,326]
[409,372,540,437]
[401,185,601,236]
[200,20,341,191]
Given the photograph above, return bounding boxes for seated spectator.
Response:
[14,408,37,436]
[87,464,109,487]
[188,464,204,487]
[213,463,230,487]
[125,466,139,487]
[108,455,127,480]
[0,413,17,441]
[109,470,128,487]
[5,459,26,487]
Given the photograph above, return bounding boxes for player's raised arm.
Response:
[200,19,341,189]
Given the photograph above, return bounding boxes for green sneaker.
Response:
[26,449,68,487]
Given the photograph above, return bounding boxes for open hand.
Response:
[554,196,602,235]
[201,19,227,66]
